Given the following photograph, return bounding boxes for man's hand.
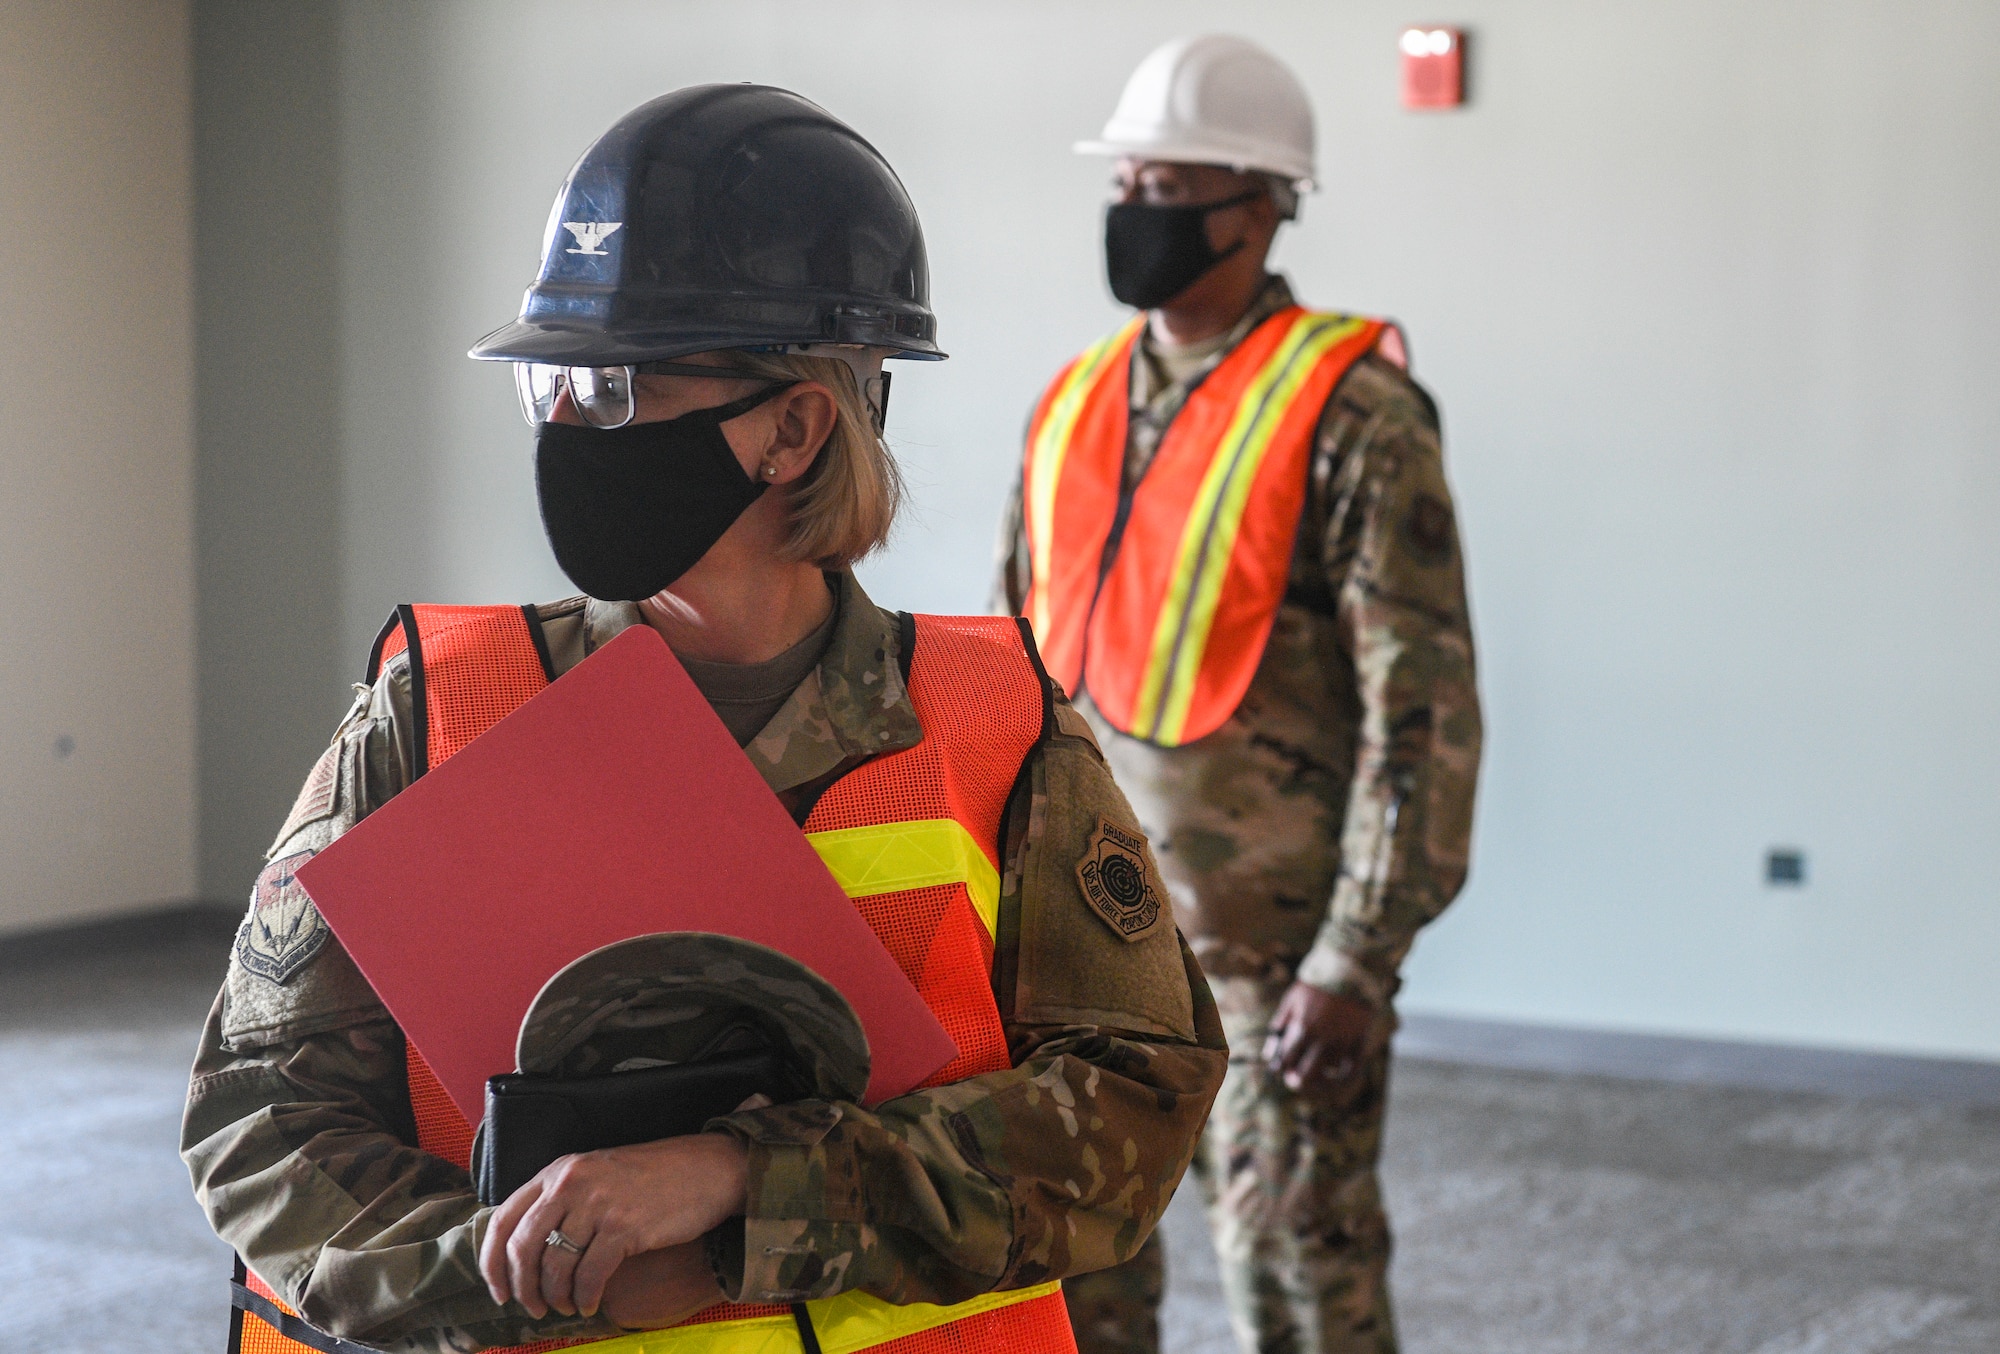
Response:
[600,1242,727,1330]
[1261,982,1385,1099]
[479,1132,748,1321]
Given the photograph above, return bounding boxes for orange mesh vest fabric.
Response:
[802,614,1041,1083]
[790,613,1072,1354]
[234,606,1075,1354]
[1022,307,1391,746]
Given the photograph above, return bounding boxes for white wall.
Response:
[197,0,2000,1060]
[194,2,345,905]
[0,2,195,934]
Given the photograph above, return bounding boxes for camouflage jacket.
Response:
[994,275,1483,1009]
[181,572,1225,1351]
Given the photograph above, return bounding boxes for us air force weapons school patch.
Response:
[1076,815,1164,942]
[237,849,330,985]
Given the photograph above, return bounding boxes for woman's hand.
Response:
[479,1132,749,1320]
[600,1243,727,1330]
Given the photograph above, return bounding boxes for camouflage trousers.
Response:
[1064,976,1397,1354]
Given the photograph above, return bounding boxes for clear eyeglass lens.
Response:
[515,363,561,426]
[570,366,635,428]
[512,363,636,428]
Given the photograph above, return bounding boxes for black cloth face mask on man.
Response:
[1102,188,1263,310]
[534,381,793,602]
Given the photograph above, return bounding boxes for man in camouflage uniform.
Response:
[995,36,1482,1354]
[182,571,1229,1350]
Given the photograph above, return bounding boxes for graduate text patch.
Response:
[1076,816,1164,942]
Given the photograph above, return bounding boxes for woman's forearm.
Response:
[180,1001,620,1349]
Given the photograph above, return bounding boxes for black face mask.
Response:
[1103,189,1262,310]
[534,383,791,601]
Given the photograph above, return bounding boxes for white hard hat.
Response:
[1076,34,1316,189]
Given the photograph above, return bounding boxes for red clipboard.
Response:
[295,623,956,1122]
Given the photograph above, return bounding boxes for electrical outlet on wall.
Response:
[1766,848,1806,886]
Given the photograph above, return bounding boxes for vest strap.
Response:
[232,1285,384,1354]
[790,1305,824,1354]
[230,1257,387,1354]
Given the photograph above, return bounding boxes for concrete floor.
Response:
[4,921,1997,1354]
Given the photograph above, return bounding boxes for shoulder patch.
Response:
[236,850,330,985]
[269,741,341,854]
[1075,815,1165,943]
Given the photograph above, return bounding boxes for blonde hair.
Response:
[712,350,904,569]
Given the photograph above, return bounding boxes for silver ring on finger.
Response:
[544,1228,586,1256]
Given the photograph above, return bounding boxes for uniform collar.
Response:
[578,572,921,797]
[1131,272,1298,411]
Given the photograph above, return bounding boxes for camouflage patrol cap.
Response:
[517,932,870,1103]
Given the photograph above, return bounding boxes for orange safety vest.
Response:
[1021,306,1401,747]
[230,604,1078,1354]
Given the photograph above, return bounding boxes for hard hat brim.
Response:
[470,317,947,366]
[1074,138,1315,190]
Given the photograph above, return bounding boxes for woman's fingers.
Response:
[507,1188,580,1317]
[539,1220,598,1317]
[480,1138,751,1319]
[480,1176,544,1305]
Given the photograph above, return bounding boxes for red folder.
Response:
[295,623,956,1122]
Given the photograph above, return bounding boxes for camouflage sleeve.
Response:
[706,696,1227,1307]
[1293,356,1483,1006]
[989,460,1031,617]
[179,662,619,1351]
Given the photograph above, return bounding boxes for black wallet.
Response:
[475,1050,796,1205]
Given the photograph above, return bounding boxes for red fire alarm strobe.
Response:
[1401,26,1464,109]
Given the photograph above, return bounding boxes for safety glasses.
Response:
[513,361,776,429]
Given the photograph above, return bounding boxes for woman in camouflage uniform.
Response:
[183,85,1226,1352]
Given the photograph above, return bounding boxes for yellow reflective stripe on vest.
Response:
[553,1280,1065,1354]
[1131,313,1372,744]
[1026,318,1142,640]
[807,1280,1063,1353]
[559,1309,800,1354]
[806,818,1000,941]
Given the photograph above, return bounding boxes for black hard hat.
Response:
[471,85,943,365]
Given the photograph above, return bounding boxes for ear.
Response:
[759,383,839,486]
